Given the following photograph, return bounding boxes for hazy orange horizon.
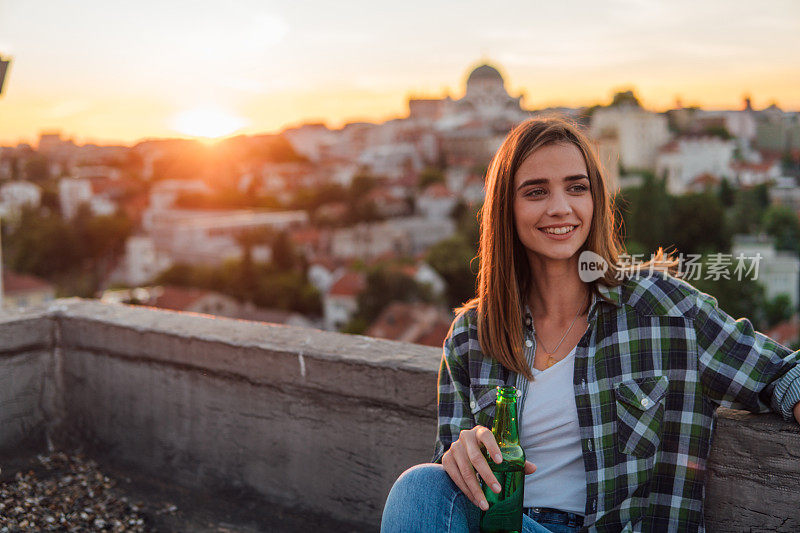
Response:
[1,0,798,147]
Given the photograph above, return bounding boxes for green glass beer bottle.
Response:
[480,385,525,533]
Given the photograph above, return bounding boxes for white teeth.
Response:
[542,225,575,235]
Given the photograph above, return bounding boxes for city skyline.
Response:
[0,0,798,146]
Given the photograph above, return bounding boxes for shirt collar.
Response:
[523,281,622,331]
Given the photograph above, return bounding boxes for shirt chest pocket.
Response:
[614,375,669,458]
[469,382,502,429]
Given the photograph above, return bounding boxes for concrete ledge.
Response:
[1,299,800,531]
[50,299,439,528]
[0,309,52,355]
[53,299,439,415]
[0,311,54,453]
[705,408,800,532]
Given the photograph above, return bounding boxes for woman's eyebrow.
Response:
[516,174,589,190]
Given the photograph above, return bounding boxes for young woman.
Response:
[380,117,800,532]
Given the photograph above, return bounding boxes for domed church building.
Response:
[407,62,528,127]
[455,63,525,119]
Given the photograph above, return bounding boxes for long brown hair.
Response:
[456,116,676,379]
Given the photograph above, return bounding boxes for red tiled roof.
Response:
[290,228,322,245]
[689,173,721,186]
[730,160,776,173]
[328,271,366,297]
[309,255,343,272]
[465,175,485,187]
[89,177,124,196]
[659,141,680,154]
[415,321,452,348]
[2,271,54,294]
[766,316,800,347]
[366,301,453,347]
[399,265,418,278]
[423,183,452,198]
[151,285,213,311]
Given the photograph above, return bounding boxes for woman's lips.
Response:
[538,225,577,240]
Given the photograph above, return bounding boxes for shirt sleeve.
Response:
[432,318,476,463]
[694,291,800,421]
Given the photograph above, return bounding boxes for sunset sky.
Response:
[0,0,798,146]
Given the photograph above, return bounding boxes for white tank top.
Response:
[520,345,587,514]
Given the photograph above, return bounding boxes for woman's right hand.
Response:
[441,425,537,511]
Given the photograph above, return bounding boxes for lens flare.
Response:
[170,107,247,139]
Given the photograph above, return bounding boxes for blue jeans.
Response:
[381,464,582,533]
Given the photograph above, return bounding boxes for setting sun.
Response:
[170,107,248,139]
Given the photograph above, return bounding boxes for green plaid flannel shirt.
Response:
[433,271,800,532]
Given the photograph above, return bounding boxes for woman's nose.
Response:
[546,191,572,216]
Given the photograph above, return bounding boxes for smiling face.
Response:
[513,142,594,264]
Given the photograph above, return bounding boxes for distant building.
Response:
[754,106,800,152]
[408,98,445,122]
[443,64,527,123]
[323,271,366,330]
[367,187,411,218]
[732,235,800,310]
[655,136,736,194]
[462,175,486,205]
[2,271,55,310]
[769,177,800,214]
[120,235,174,286]
[729,157,782,187]
[73,165,122,181]
[366,301,453,347]
[58,177,92,218]
[57,176,118,219]
[331,217,456,260]
[144,208,305,267]
[141,285,241,316]
[402,262,447,299]
[766,315,799,348]
[0,181,41,221]
[358,143,423,180]
[283,123,336,162]
[102,285,315,327]
[145,179,210,219]
[591,100,671,171]
[37,132,76,157]
[307,258,345,295]
[416,183,457,219]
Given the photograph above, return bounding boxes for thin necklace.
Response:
[534,292,589,368]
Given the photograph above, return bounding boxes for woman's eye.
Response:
[570,184,589,193]
[525,188,546,197]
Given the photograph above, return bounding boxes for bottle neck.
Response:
[492,394,519,447]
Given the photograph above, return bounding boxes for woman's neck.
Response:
[527,255,590,324]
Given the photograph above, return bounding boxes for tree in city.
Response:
[717,178,735,208]
[626,173,672,254]
[763,294,795,328]
[427,236,478,310]
[154,258,321,316]
[692,266,768,330]
[353,265,434,326]
[727,184,769,236]
[418,166,446,190]
[24,154,50,182]
[270,230,303,272]
[761,204,800,254]
[668,192,729,256]
[4,205,132,293]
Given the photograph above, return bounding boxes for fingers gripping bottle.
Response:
[480,386,525,533]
